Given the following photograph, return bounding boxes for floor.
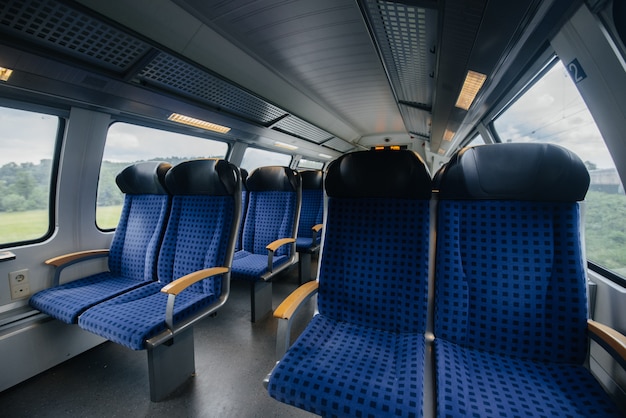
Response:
[0,264,319,418]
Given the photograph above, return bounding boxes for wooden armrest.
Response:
[312,224,323,233]
[45,249,109,267]
[274,280,319,320]
[161,267,229,296]
[266,238,296,252]
[588,319,626,364]
[274,281,319,360]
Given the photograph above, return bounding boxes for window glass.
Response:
[240,147,291,173]
[493,60,626,279]
[466,133,485,147]
[298,159,324,170]
[97,122,228,229]
[0,106,59,247]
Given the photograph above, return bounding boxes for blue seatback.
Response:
[157,159,240,294]
[297,170,323,240]
[318,150,431,333]
[434,143,590,363]
[108,161,171,281]
[241,166,300,257]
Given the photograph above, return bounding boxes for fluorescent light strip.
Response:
[455,70,487,111]
[168,113,231,134]
[274,141,298,150]
[0,67,13,82]
[318,153,333,159]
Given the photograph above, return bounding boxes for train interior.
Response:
[1,0,626,416]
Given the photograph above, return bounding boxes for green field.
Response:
[0,206,122,243]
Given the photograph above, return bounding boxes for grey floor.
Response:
[0,264,318,418]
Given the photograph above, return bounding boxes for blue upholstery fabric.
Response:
[268,150,431,417]
[295,188,323,252]
[232,167,300,282]
[434,143,622,417]
[78,160,239,350]
[269,314,425,418]
[30,162,171,324]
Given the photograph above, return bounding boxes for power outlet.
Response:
[9,269,30,300]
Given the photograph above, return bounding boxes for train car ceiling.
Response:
[0,0,582,160]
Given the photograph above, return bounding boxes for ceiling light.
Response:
[443,129,455,141]
[0,67,13,82]
[274,141,298,150]
[318,153,333,159]
[455,70,487,111]
[168,113,231,134]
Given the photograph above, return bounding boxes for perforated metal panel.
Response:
[0,0,151,72]
[272,116,334,144]
[323,137,355,152]
[368,1,437,106]
[138,52,288,125]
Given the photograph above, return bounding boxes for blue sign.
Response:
[566,58,587,84]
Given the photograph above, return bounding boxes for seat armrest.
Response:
[588,319,626,370]
[274,280,318,360]
[161,267,229,330]
[45,249,110,286]
[311,224,323,243]
[266,238,296,272]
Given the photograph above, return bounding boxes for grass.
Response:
[0,206,123,244]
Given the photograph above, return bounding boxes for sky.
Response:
[0,60,618,170]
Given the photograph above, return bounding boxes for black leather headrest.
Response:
[325,150,431,199]
[300,170,323,190]
[165,159,239,196]
[436,143,590,201]
[246,166,300,192]
[116,161,171,195]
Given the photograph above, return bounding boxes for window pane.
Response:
[240,148,291,173]
[298,159,324,170]
[97,122,228,229]
[493,60,626,279]
[466,133,485,147]
[0,106,58,246]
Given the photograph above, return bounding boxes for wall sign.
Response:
[566,58,587,84]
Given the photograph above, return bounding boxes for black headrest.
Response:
[436,143,590,201]
[325,150,431,199]
[165,159,239,196]
[300,170,323,190]
[240,169,249,191]
[246,166,300,192]
[116,161,171,195]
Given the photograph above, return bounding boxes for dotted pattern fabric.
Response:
[433,200,623,417]
[435,339,623,417]
[268,196,430,416]
[296,189,323,252]
[232,190,297,281]
[29,194,170,323]
[434,200,588,362]
[318,198,430,332]
[77,195,235,350]
[269,314,425,418]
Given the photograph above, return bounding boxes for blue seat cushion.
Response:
[29,272,150,324]
[78,282,218,350]
[295,236,319,253]
[268,314,425,417]
[435,339,623,417]
[231,250,290,281]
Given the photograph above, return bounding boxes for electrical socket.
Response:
[9,269,30,300]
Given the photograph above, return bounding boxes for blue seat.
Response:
[295,170,324,283]
[29,161,172,324]
[78,158,241,401]
[231,166,301,322]
[434,143,624,417]
[267,150,432,417]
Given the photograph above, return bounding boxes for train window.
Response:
[97,122,228,230]
[297,159,324,170]
[493,60,626,283]
[0,106,59,248]
[240,147,292,173]
[466,133,485,147]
